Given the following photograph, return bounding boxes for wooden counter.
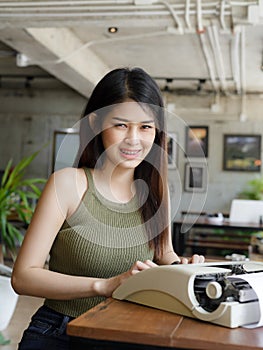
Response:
[67,298,263,350]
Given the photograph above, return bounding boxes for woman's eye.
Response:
[141,125,153,130]
[115,123,127,128]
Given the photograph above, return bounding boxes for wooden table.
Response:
[67,298,263,350]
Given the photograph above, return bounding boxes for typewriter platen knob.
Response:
[206,281,222,299]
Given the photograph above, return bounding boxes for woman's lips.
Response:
[120,148,141,159]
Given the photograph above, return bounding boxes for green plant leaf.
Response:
[0,332,10,345]
[239,177,263,200]
[0,149,46,259]
[3,151,39,190]
[1,159,13,187]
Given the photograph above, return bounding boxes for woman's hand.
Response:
[94,260,158,298]
[180,254,205,264]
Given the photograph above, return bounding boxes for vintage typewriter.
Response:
[113,261,263,328]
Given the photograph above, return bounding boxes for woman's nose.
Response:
[125,127,140,145]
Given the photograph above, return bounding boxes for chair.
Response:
[0,264,18,331]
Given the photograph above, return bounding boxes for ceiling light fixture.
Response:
[108,27,118,34]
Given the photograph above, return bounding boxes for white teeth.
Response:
[121,150,139,155]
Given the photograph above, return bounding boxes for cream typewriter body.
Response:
[112,261,263,328]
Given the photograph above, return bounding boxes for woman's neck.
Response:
[92,165,136,203]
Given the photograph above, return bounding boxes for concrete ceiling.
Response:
[0,0,262,98]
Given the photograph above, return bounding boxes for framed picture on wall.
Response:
[185,126,209,158]
[184,162,207,192]
[52,129,79,171]
[223,134,261,172]
[167,133,177,169]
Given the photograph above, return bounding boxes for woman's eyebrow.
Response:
[112,117,155,124]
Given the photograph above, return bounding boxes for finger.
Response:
[199,255,205,263]
[133,260,152,271]
[180,257,189,264]
[189,254,205,264]
[190,254,201,264]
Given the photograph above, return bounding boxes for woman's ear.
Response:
[89,113,99,133]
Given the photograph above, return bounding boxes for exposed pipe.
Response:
[199,32,219,92]
[1,0,249,100]
[0,0,223,7]
[230,28,241,94]
[159,0,183,33]
[1,0,255,7]
[196,0,220,95]
[184,0,192,30]
[219,0,227,30]
[240,25,246,95]
[207,24,228,94]
[239,25,247,121]
[196,0,205,33]
[0,0,238,24]
[0,9,232,19]
[0,0,134,6]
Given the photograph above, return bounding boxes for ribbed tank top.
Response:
[44,168,154,317]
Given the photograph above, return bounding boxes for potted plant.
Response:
[0,150,46,334]
[0,150,46,263]
[239,177,263,200]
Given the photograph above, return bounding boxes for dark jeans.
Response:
[18,305,75,350]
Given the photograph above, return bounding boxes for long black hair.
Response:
[75,67,169,260]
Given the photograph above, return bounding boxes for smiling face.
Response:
[100,101,156,170]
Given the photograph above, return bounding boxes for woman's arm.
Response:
[12,168,154,300]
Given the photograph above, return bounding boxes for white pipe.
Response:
[196,0,204,33]
[0,1,231,12]
[0,1,233,23]
[196,0,225,94]
[0,9,231,16]
[219,0,226,30]
[0,11,170,17]
[0,5,164,10]
[0,9,232,16]
[159,0,183,33]
[199,32,219,92]
[185,0,192,29]
[0,0,134,6]
[240,25,247,121]
[212,25,227,91]
[0,4,170,11]
[0,0,253,11]
[231,28,241,94]
[0,0,248,8]
[240,25,246,94]
[207,25,228,93]
[230,1,258,5]
[0,0,227,7]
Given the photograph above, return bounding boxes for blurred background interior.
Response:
[1,0,263,347]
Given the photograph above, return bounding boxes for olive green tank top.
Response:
[44,168,154,317]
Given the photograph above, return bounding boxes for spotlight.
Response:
[108,27,118,34]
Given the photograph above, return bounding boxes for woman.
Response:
[12,67,205,349]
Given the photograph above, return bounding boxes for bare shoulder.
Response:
[52,167,87,191]
[49,167,89,218]
[51,168,87,185]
